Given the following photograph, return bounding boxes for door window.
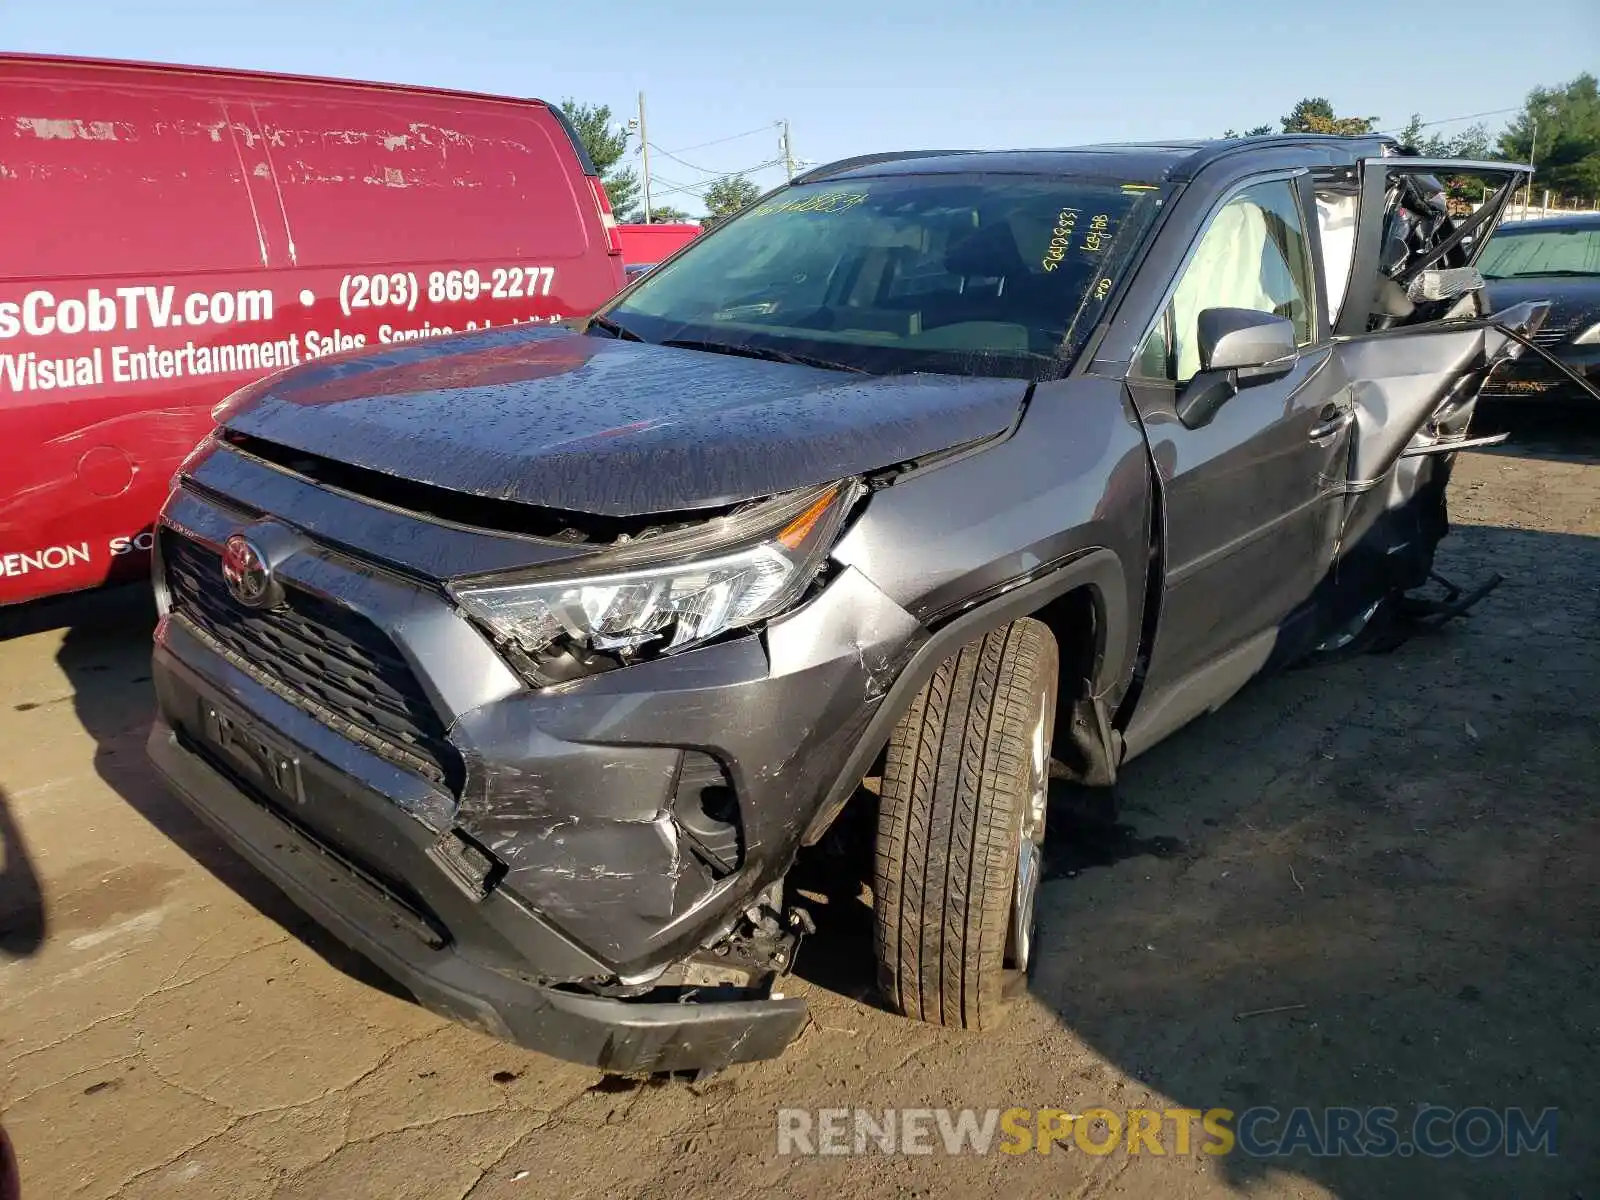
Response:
[1137,178,1316,382]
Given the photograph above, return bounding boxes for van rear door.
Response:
[0,64,275,603]
[242,87,624,354]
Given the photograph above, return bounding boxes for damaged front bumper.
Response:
[148,706,808,1073]
[147,469,923,1071]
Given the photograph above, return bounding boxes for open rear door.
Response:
[1332,155,1530,339]
[1300,155,1600,647]
[1311,300,1549,646]
[1305,157,1542,631]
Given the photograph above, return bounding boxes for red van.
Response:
[0,54,626,606]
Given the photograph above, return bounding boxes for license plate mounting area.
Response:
[202,704,306,807]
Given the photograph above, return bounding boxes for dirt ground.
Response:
[1,406,1596,1199]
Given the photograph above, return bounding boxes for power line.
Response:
[650,173,732,199]
[652,158,787,197]
[735,157,788,178]
[648,175,711,199]
[647,131,793,177]
[646,142,721,175]
[663,123,779,154]
[1417,105,1523,127]
[1378,106,1523,137]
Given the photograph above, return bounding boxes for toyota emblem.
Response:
[221,534,276,608]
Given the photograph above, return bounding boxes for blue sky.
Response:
[8,0,1598,213]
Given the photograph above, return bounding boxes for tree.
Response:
[1222,124,1273,139]
[701,175,761,227]
[559,99,639,219]
[1395,114,1497,206]
[1281,97,1378,136]
[631,203,693,224]
[1498,74,1600,204]
[1397,114,1492,160]
[1282,96,1335,132]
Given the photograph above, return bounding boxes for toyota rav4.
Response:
[149,135,1555,1073]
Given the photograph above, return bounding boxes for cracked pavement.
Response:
[2,419,1597,1198]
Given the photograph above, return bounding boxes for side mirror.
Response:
[1177,308,1300,429]
[1199,307,1299,376]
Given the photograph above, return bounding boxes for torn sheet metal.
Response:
[1338,301,1548,490]
[1304,297,1554,655]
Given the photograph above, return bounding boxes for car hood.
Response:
[220,325,1027,516]
[1483,275,1600,338]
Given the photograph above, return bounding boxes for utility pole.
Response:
[780,119,795,182]
[1524,113,1538,217]
[638,92,652,223]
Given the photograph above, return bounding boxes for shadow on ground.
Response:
[784,401,1600,1199]
[1475,399,1600,465]
[797,517,1599,1199]
[20,395,1599,1199]
[1028,531,1597,1198]
[0,786,45,959]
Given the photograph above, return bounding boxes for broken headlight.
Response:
[449,480,864,685]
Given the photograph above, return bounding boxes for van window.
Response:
[251,100,589,268]
[0,84,265,278]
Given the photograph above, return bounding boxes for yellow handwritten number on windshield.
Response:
[1042,208,1080,272]
[750,191,868,217]
[1083,213,1114,254]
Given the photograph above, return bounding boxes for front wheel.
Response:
[872,618,1058,1030]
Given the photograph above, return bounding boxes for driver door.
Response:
[1121,174,1352,756]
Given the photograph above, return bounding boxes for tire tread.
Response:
[874,618,1058,1030]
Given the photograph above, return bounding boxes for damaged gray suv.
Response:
[149,135,1557,1073]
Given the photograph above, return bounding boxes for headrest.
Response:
[943,222,1027,278]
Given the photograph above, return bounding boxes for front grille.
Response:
[162,530,461,790]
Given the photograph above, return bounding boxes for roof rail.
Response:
[1170,132,1402,179]
[794,150,970,184]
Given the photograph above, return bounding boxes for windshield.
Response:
[1478,224,1600,278]
[600,174,1166,380]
